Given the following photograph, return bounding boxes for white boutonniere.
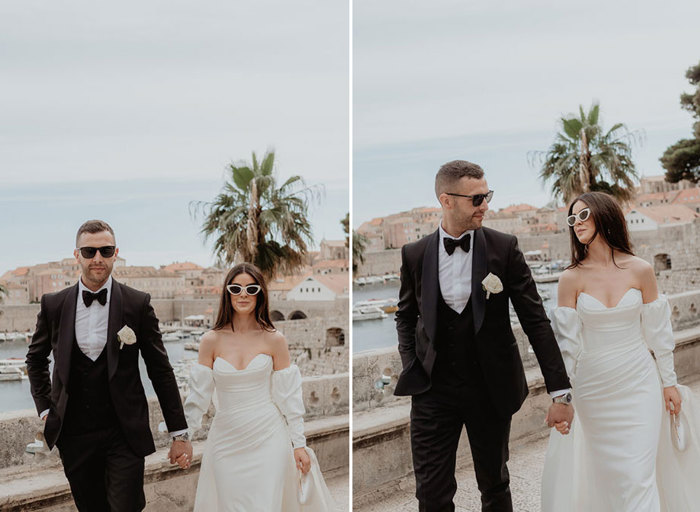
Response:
[117,325,137,349]
[481,273,503,299]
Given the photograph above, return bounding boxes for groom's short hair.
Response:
[76,220,115,247]
[435,160,485,198]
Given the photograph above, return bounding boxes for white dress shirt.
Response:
[438,223,474,314]
[76,276,112,360]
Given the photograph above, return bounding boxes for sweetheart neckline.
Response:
[578,288,641,310]
[214,353,271,372]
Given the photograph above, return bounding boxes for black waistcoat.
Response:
[62,337,118,435]
[431,294,482,387]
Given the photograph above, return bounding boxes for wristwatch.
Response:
[552,392,572,405]
[173,432,190,442]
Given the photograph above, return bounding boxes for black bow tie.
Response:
[443,234,471,256]
[82,288,108,307]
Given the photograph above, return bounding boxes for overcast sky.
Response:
[0,1,348,274]
[353,0,700,225]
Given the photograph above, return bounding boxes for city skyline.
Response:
[0,1,349,274]
[353,0,700,227]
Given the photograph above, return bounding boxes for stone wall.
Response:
[353,326,700,504]
[353,290,700,411]
[0,372,349,471]
[355,249,402,277]
[0,304,40,333]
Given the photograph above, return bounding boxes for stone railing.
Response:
[352,290,700,505]
[0,373,348,472]
[353,290,700,413]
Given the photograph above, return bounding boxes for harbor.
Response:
[352,277,560,353]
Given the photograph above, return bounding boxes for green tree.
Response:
[661,61,700,184]
[532,102,641,204]
[0,283,7,302]
[192,150,319,278]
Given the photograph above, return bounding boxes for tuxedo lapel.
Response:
[420,230,440,344]
[471,228,488,334]
[56,284,78,387]
[106,280,123,381]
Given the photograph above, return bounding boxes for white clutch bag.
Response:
[298,467,313,504]
[671,411,690,452]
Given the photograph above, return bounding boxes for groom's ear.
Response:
[73,248,80,262]
[438,192,450,209]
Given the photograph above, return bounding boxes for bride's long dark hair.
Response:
[566,191,634,269]
[213,263,275,332]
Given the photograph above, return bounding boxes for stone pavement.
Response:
[327,472,350,511]
[356,378,700,512]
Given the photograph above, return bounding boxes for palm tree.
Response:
[352,230,369,275]
[192,150,320,278]
[532,103,641,204]
[0,283,7,302]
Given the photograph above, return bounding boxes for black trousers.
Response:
[57,425,146,512]
[410,382,512,512]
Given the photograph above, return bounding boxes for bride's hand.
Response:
[294,447,311,474]
[553,421,570,435]
[664,386,682,415]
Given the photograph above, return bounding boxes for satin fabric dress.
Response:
[542,290,700,511]
[184,354,334,511]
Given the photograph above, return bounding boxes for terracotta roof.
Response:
[163,261,204,272]
[672,188,700,205]
[268,273,310,292]
[501,203,538,213]
[13,267,30,277]
[634,191,680,203]
[312,274,349,295]
[113,266,180,278]
[629,205,699,225]
[312,259,349,269]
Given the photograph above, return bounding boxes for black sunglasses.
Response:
[445,190,494,207]
[78,246,116,259]
[226,284,262,296]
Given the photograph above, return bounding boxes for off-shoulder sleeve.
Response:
[550,307,583,383]
[271,365,306,449]
[641,296,678,387]
[183,363,215,437]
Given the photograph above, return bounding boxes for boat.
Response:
[352,305,388,321]
[162,333,181,342]
[0,366,23,382]
[353,299,398,314]
[184,342,200,352]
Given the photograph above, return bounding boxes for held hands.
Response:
[664,386,682,416]
[546,403,574,435]
[168,439,193,470]
[294,447,311,475]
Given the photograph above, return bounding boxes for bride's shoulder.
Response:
[263,329,288,350]
[199,329,222,349]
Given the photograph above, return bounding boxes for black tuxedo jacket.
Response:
[26,279,187,457]
[394,227,570,418]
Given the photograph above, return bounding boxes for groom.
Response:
[394,161,573,512]
[26,220,192,511]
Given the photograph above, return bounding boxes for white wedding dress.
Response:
[542,289,700,511]
[184,353,335,511]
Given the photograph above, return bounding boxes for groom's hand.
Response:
[168,440,193,469]
[546,403,574,431]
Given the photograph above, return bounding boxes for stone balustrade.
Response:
[352,290,700,505]
[353,290,700,413]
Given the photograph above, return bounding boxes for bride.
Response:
[542,191,700,511]
[180,263,334,511]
